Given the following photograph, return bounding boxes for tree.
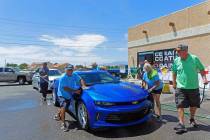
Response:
[19,63,28,70]
[75,65,84,69]
[91,62,98,69]
[6,63,18,68]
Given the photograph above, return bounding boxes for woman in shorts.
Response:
[142,63,163,120]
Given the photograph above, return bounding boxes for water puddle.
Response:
[0,99,38,112]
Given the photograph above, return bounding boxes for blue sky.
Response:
[0,0,205,66]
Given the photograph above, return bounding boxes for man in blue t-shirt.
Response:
[54,64,85,132]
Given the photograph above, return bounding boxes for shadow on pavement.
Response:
[187,119,210,133]
[162,114,179,123]
[0,83,29,87]
[65,120,82,131]
[187,124,210,132]
[91,117,162,138]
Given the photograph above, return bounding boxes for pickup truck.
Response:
[0,67,32,85]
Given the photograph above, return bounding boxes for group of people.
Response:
[141,44,208,133]
[38,44,208,133]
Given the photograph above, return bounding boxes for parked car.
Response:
[0,67,32,85]
[32,68,62,92]
[52,70,153,130]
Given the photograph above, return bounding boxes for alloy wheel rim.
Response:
[78,104,87,128]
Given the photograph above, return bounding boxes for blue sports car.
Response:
[52,70,153,130]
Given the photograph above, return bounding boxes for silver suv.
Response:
[0,67,32,85]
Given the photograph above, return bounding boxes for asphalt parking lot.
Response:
[0,83,210,140]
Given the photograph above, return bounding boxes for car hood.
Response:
[86,82,148,102]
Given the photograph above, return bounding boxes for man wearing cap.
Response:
[54,64,86,132]
[39,62,49,101]
[172,44,208,133]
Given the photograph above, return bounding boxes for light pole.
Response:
[4,59,6,67]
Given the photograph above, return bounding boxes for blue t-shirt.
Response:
[143,72,163,90]
[57,73,81,99]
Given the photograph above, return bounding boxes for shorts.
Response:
[58,96,71,110]
[175,88,200,108]
[151,88,162,94]
[40,82,48,93]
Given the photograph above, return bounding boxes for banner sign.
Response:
[137,48,177,69]
[154,49,176,69]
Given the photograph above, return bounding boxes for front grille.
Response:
[105,108,150,124]
[114,98,146,106]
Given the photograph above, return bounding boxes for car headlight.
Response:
[94,101,116,106]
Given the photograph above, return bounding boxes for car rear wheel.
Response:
[52,89,60,107]
[18,77,25,85]
[77,102,89,130]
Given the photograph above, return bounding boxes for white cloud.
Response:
[40,34,107,53]
[0,45,110,66]
[116,47,127,51]
[0,34,129,66]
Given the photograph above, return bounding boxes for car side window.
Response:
[99,73,114,82]
[0,68,3,72]
[5,68,14,72]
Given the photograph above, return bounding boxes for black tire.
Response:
[18,77,26,85]
[28,81,32,85]
[52,89,60,107]
[77,101,89,130]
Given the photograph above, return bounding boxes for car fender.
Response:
[76,90,96,127]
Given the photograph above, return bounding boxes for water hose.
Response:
[200,84,206,105]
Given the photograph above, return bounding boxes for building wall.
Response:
[128,34,210,67]
[128,1,210,67]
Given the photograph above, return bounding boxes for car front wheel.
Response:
[77,102,89,130]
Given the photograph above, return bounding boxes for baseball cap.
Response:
[160,65,168,70]
[65,64,74,70]
[175,44,188,51]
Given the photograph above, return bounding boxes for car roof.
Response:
[74,70,107,75]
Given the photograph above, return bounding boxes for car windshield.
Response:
[13,67,20,72]
[48,70,61,76]
[78,72,119,86]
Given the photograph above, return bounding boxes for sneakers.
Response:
[156,115,167,123]
[61,123,69,132]
[190,118,199,128]
[42,97,46,101]
[156,115,163,121]
[53,115,61,121]
[174,123,187,133]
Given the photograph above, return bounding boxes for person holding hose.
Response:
[172,44,208,133]
[142,63,163,121]
[39,62,49,101]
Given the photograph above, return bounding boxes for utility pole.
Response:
[4,59,6,67]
